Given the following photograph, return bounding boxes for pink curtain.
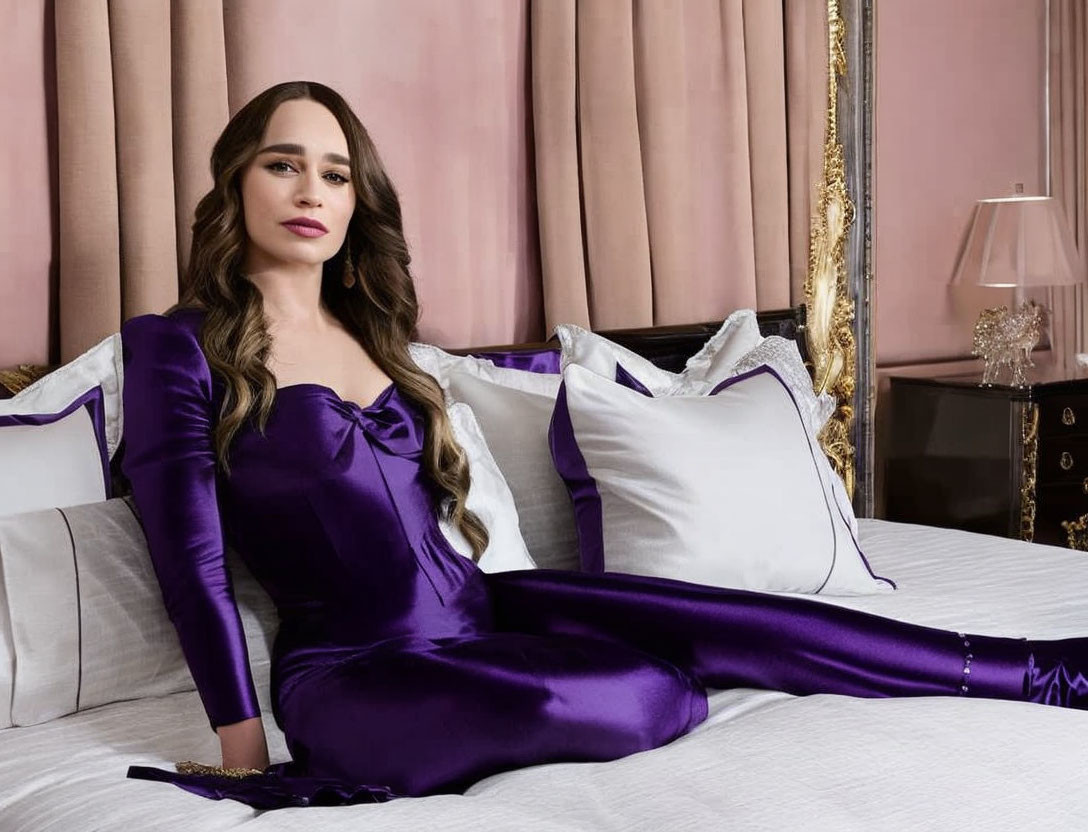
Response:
[50,0,824,359]
[53,0,539,358]
[1049,0,1088,366]
[532,0,826,331]
[53,0,230,362]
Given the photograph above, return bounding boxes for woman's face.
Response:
[240,99,356,274]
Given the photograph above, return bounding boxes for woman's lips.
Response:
[282,222,327,238]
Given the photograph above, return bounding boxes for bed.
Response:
[1,308,1086,830]
[0,518,1084,831]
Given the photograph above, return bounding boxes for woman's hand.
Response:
[217,716,270,772]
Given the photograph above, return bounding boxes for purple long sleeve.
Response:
[120,313,261,730]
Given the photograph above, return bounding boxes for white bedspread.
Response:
[2,520,1086,831]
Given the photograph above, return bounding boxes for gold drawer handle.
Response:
[1064,407,1077,426]
[1060,451,1075,471]
[1062,513,1088,550]
[1083,478,1088,495]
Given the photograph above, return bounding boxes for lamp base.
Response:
[971,301,1045,388]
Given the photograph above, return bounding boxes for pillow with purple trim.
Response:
[2,333,124,459]
[0,385,111,518]
[549,362,893,595]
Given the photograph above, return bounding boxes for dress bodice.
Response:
[223,378,492,681]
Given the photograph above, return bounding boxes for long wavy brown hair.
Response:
[170,81,489,560]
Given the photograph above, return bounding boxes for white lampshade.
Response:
[951,196,1085,288]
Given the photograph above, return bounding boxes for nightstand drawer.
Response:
[1034,483,1088,547]
[886,373,1088,549]
[1038,394,1088,437]
[1036,434,1088,483]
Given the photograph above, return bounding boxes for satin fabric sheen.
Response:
[468,345,560,374]
[121,310,1087,810]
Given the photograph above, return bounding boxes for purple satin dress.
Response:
[121,309,1087,810]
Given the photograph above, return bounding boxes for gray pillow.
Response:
[0,497,276,727]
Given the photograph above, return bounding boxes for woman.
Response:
[122,81,1086,810]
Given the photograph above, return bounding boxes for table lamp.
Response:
[951,195,1085,386]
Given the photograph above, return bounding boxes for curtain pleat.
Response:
[741,0,791,310]
[55,0,230,360]
[1049,0,1088,366]
[170,0,230,281]
[109,0,178,320]
[55,0,122,362]
[531,0,591,329]
[577,2,654,329]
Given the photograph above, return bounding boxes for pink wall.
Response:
[873,0,1047,366]
[1,0,55,367]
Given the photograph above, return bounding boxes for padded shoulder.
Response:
[120,312,212,395]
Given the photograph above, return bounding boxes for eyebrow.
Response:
[257,143,351,167]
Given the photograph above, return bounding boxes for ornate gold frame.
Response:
[1019,403,1039,541]
[805,0,859,500]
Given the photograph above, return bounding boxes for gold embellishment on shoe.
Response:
[175,760,264,779]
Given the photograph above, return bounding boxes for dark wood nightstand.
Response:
[885,369,1088,549]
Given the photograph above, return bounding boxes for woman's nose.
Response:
[295,170,323,206]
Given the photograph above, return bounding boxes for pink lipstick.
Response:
[281,217,328,238]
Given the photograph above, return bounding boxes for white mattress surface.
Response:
[1,519,1086,831]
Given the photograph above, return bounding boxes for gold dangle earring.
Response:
[342,237,357,288]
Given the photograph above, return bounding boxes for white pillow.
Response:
[555,317,858,537]
[549,362,892,595]
[447,370,578,570]
[0,386,110,518]
[694,335,834,431]
[674,308,766,389]
[442,401,537,572]
[718,337,855,536]
[410,343,573,569]
[2,333,124,459]
[0,497,278,728]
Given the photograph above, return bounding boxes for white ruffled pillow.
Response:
[678,309,765,389]
[549,362,892,595]
[555,308,766,396]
